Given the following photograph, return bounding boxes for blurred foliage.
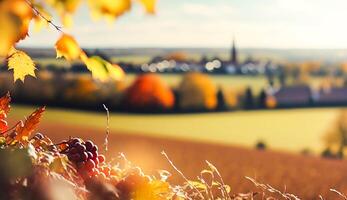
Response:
[123,73,175,111]
[178,73,217,111]
[242,87,254,109]
[14,71,56,103]
[323,109,347,158]
[64,76,100,105]
[0,148,33,179]
[221,87,240,110]
[164,52,189,62]
[265,95,277,109]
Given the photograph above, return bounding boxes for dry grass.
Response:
[18,120,347,199]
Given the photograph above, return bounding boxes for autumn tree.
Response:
[178,72,217,111]
[0,0,156,82]
[243,86,254,109]
[258,89,267,109]
[63,76,100,107]
[324,109,347,158]
[122,74,175,112]
[216,87,226,111]
[216,86,240,111]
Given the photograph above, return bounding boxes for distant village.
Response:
[123,40,347,109]
[126,38,280,75]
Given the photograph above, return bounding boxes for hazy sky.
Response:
[20,0,347,49]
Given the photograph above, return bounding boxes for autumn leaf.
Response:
[87,0,131,20]
[81,55,124,82]
[139,0,156,14]
[81,54,108,81]
[7,49,37,82]
[0,14,18,57]
[46,0,81,26]
[33,4,51,32]
[0,92,11,133]
[7,0,34,42]
[110,64,125,81]
[0,0,33,56]
[0,92,11,117]
[132,180,173,200]
[14,106,45,142]
[50,156,69,174]
[55,34,82,60]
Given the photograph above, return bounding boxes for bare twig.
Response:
[161,151,205,200]
[25,0,63,32]
[103,104,110,153]
[206,160,231,200]
[246,176,300,200]
[330,189,347,200]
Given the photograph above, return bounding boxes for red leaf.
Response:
[14,106,45,141]
[0,92,11,132]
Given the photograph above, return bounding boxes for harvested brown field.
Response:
[17,120,347,199]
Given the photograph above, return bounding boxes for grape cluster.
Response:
[64,138,109,179]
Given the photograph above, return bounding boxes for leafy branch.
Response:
[24,0,63,32]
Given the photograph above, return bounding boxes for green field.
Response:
[9,105,341,154]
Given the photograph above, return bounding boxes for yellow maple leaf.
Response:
[7,49,36,82]
[55,34,82,60]
[139,0,156,14]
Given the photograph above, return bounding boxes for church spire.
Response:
[231,36,238,64]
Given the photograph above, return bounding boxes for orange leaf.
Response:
[139,0,156,14]
[55,34,82,61]
[0,92,11,115]
[0,92,11,133]
[87,0,131,20]
[14,106,45,141]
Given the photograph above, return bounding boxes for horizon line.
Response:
[18,46,347,50]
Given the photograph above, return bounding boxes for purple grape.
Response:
[91,145,98,152]
[77,161,86,169]
[71,153,81,162]
[77,144,86,153]
[69,138,81,146]
[69,147,78,154]
[67,153,74,161]
[80,152,88,161]
[86,159,95,170]
[85,140,93,151]
[74,142,82,148]
[87,152,93,159]
[92,151,98,159]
